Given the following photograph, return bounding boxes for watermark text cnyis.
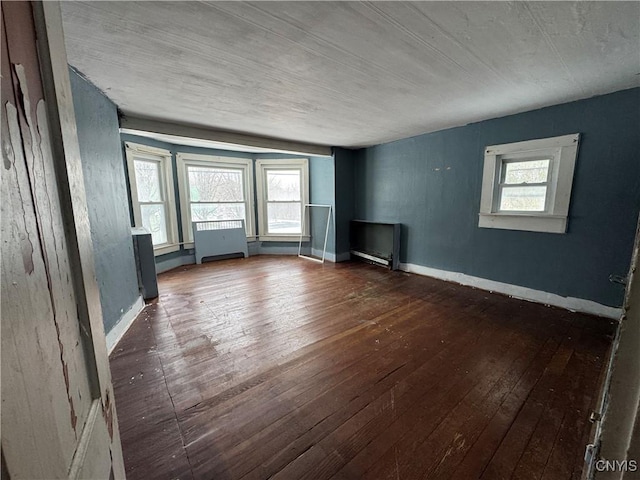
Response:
[595,459,638,472]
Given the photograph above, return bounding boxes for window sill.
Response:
[183,236,256,250]
[259,235,310,242]
[478,213,567,234]
[154,243,181,256]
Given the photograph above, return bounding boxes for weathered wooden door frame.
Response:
[2,1,125,477]
[586,212,640,480]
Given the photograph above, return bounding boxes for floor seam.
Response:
[149,306,197,479]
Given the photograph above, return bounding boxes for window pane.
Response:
[502,159,549,185]
[267,170,300,201]
[140,204,168,245]
[499,186,547,212]
[188,166,243,202]
[191,203,246,223]
[134,160,162,202]
[267,202,301,234]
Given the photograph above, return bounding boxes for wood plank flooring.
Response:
[109,256,615,480]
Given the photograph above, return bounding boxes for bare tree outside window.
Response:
[134,160,168,245]
[188,166,246,225]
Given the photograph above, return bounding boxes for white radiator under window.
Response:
[193,219,248,264]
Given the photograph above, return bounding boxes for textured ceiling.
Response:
[61,1,640,148]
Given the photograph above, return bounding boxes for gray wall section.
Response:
[69,68,141,333]
[353,87,640,307]
[334,147,357,258]
[309,155,335,254]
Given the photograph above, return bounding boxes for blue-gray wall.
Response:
[353,88,640,308]
[334,147,357,259]
[70,68,140,333]
[121,135,336,268]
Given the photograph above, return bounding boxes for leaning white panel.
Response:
[298,204,332,264]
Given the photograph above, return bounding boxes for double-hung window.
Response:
[478,133,580,233]
[125,142,179,255]
[256,158,309,241]
[176,153,254,246]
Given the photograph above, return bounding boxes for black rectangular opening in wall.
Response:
[350,220,401,270]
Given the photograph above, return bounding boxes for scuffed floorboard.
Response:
[109,256,614,480]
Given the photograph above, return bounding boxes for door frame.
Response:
[2,1,125,477]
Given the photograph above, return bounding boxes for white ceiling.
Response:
[61,1,640,148]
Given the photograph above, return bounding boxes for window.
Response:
[125,143,179,255]
[176,153,254,246]
[256,158,309,241]
[478,133,580,233]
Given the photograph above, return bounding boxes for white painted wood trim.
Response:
[106,296,144,355]
[255,158,310,241]
[259,235,311,242]
[485,133,580,156]
[125,141,171,157]
[32,2,125,476]
[125,143,179,255]
[479,133,580,234]
[176,152,252,165]
[154,243,181,256]
[67,399,107,479]
[399,262,622,320]
[352,250,390,266]
[176,153,255,241]
[478,213,567,233]
[120,116,332,157]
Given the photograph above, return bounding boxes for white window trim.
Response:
[256,158,310,242]
[478,133,580,234]
[176,152,255,248]
[125,142,180,256]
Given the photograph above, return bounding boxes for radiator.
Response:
[350,220,401,270]
[193,219,248,264]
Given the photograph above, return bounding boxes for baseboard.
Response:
[310,248,336,262]
[155,254,195,274]
[399,262,622,320]
[106,296,145,354]
[156,247,338,268]
[335,252,351,262]
[258,245,300,255]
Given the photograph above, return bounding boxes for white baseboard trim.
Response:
[106,296,145,354]
[399,262,622,320]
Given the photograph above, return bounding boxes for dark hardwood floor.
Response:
[109,256,615,480]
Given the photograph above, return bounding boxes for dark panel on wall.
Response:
[69,68,140,333]
[353,88,640,307]
[334,147,356,259]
